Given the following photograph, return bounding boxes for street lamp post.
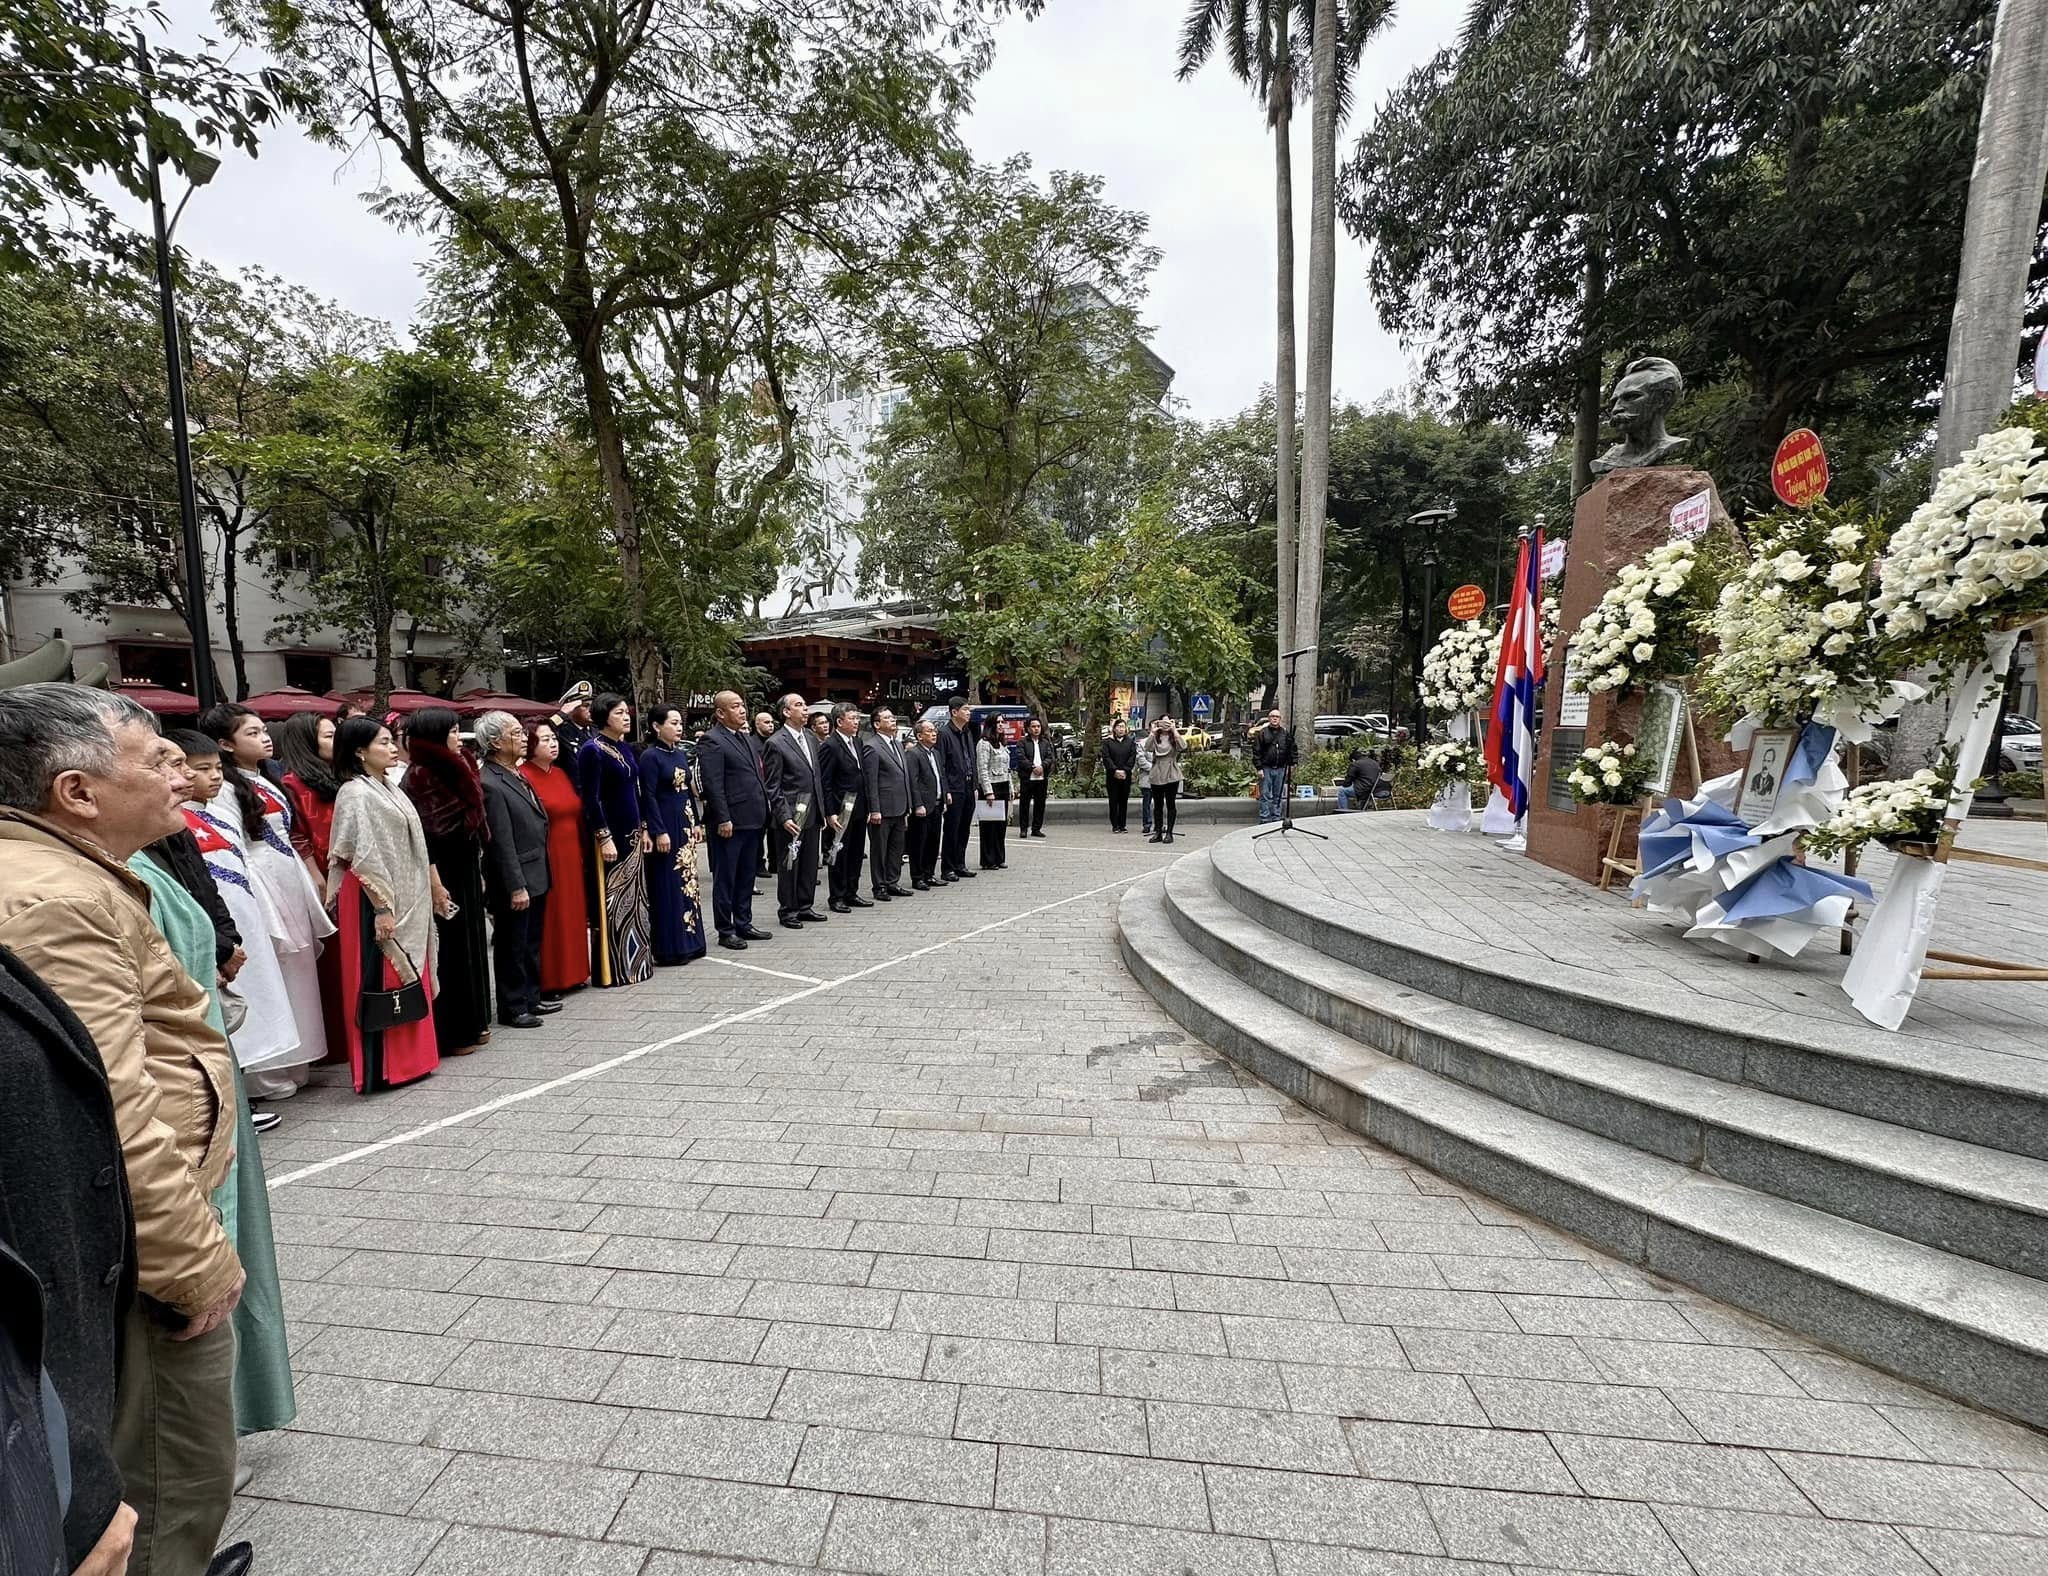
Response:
[1407,502,1456,744]
[137,35,220,708]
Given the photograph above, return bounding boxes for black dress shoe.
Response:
[955,868,976,879]
[871,890,892,902]
[797,909,827,923]
[502,1013,544,1029]
[535,1000,563,1015]
[738,925,773,941]
[830,900,851,913]
[1149,832,1163,843]
[719,934,748,950]
[888,885,915,897]
[207,1542,254,1576]
[849,894,875,908]
[913,880,931,891]
[781,917,805,930]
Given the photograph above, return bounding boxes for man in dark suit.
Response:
[820,701,872,911]
[698,690,776,949]
[762,692,827,929]
[904,718,947,889]
[0,944,139,1576]
[862,706,913,900]
[478,713,554,1028]
[939,695,978,881]
[752,711,778,876]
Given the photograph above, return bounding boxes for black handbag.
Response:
[358,940,429,1032]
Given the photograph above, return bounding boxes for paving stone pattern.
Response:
[245,821,2048,1575]
[1249,810,2048,1062]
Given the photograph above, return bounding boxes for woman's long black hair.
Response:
[334,717,388,784]
[197,703,271,840]
[273,711,338,800]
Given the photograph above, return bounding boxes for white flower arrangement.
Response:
[1416,738,1476,790]
[1802,767,1951,860]
[1420,620,1497,716]
[1565,739,1648,806]
[1565,540,1711,698]
[1876,421,2048,650]
[1699,504,1903,737]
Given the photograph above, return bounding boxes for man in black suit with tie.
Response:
[762,693,827,929]
[939,695,978,881]
[904,717,947,889]
[862,706,914,900]
[820,701,872,912]
[698,690,776,949]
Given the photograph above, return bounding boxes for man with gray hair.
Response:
[0,683,245,1576]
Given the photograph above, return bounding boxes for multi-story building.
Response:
[2,515,497,700]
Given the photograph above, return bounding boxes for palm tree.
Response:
[1179,1,1390,747]
[1177,0,1303,719]
[1293,0,1394,747]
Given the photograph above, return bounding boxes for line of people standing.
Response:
[695,692,1035,948]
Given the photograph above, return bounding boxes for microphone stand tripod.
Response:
[1254,646,1326,843]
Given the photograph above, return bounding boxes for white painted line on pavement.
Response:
[270,873,1141,1190]
[703,955,824,986]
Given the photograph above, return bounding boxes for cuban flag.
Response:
[1485,527,1546,818]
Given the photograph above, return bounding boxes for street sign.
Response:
[1190,692,1214,721]
[1540,538,1567,580]
[1446,585,1487,622]
[1771,428,1830,508]
[1670,488,1713,540]
[1129,702,1146,725]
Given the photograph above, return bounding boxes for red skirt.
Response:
[336,871,439,1094]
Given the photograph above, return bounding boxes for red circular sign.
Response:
[1446,584,1487,622]
[1771,428,1830,508]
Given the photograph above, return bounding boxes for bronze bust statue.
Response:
[1591,356,1688,475]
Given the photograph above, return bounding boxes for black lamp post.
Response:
[138,35,221,708]
[1408,501,1455,744]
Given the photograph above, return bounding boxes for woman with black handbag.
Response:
[328,717,441,1093]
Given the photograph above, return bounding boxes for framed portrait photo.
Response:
[1736,729,1795,825]
[1638,684,1687,798]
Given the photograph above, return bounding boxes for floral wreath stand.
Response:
[1842,627,2047,1025]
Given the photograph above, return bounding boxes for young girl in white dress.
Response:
[201,703,336,1097]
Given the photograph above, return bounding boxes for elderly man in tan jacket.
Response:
[0,683,245,1576]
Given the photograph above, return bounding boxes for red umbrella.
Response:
[454,688,558,722]
[114,682,199,717]
[243,686,338,721]
[326,687,448,717]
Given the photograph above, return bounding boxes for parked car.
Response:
[2001,715,2040,775]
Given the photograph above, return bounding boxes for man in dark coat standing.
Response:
[862,706,913,900]
[939,695,978,881]
[698,690,775,949]
[762,693,827,929]
[819,701,872,912]
[903,718,947,889]
[0,943,138,1575]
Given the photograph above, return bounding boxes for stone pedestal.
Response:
[1526,468,1740,884]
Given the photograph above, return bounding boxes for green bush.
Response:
[2003,767,2043,799]
[1388,763,1436,809]
[1049,766,1103,798]
[1180,751,1255,795]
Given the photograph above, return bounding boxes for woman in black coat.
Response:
[1101,720,1138,833]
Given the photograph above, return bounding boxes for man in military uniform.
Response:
[550,682,595,767]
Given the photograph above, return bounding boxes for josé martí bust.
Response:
[1525,357,1740,885]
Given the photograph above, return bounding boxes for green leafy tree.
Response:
[0,1,299,268]
[949,492,1255,768]
[229,333,527,707]
[858,156,1170,636]
[1346,0,2020,511]
[228,0,1026,707]
[0,262,377,692]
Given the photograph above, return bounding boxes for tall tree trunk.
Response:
[1271,19,1299,722]
[1894,0,2048,771]
[1291,0,1339,750]
[1570,228,1606,498]
[575,335,665,711]
[218,519,250,700]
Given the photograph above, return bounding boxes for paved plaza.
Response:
[245,820,2048,1576]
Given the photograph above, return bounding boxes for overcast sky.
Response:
[141,0,1462,423]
